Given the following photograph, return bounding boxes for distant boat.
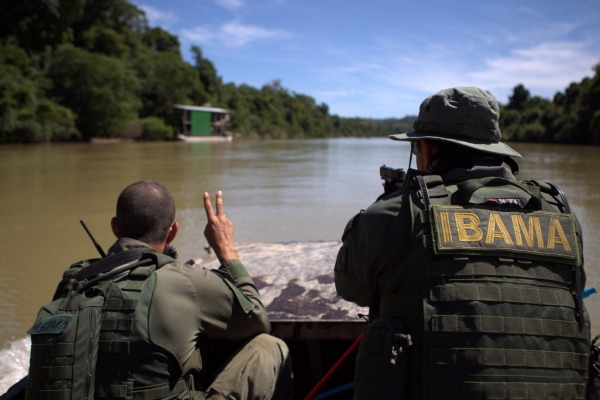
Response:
[177,133,232,142]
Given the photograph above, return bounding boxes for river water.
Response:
[1,138,599,391]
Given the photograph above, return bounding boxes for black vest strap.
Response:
[94,375,191,400]
[413,175,449,207]
[76,248,152,280]
[457,177,540,206]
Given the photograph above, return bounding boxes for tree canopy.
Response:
[500,67,600,145]
[0,0,598,144]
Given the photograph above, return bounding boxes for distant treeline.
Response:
[0,1,598,144]
[499,72,600,145]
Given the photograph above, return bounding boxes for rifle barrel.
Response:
[80,220,106,258]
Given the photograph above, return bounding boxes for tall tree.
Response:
[138,51,202,118]
[191,46,221,104]
[507,84,530,111]
[0,40,77,142]
[142,27,180,53]
[46,45,140,139]
[0,0,85,53]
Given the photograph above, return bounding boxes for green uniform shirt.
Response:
[107,238,271,382]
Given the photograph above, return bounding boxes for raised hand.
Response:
[203,191,239,264]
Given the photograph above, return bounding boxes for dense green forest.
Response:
[0,0,598,144]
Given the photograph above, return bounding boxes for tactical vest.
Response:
[26,251,198,400]
[379,174,590,399]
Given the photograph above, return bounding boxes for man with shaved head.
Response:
[26,180,292,400]
[113,180,177,246]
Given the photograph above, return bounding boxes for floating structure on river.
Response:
[174,104,233,142]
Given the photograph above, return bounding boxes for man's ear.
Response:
[111,217,119,238]
[166,221,179,244]
[419,139,438,171]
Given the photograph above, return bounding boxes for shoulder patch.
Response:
[28,315,72,335]
[484,197,528,208]
[430,205,581,265]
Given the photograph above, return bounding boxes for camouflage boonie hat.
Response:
[389,87,521,158]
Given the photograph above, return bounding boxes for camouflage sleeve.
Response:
[334,211,379,307]
[193,259,271,339]
[335,191,411,309]
[213,259,269,316]
[149,260,270,367]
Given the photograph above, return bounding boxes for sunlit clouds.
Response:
[215,0,245,11]
[134,0,600,118]
[181,20,289,48]
[470,41,598,101]
[138,4,177,26]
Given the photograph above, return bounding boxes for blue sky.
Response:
[132,0,600,119]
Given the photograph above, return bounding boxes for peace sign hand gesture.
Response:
[203,191,239,264]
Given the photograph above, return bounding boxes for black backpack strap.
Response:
[415,175,431,208]
[523,180,584,328]
[77,251,176,294]
[76,248,152,280]
[546,181,571,214]
[456,176,542,209]
[521,180,573,213]
[412,175,448,209]
[543,181,583,327]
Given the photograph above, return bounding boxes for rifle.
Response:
[80,220,106,258]
[79,220,185,261]
[380,165,406,195]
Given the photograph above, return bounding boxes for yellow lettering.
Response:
[547,218,573,251]
[455,212,482,241]
[485,212,514,244]
[511,215,544,248]
[439,211,452,243]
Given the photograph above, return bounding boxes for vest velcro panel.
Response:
[430,315,587,338]
[430,282,576,308]
[429,347,588,370]
[425,259,573,285]
[429,381,586,399]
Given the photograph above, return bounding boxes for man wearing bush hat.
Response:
[335,87,591,399]
[390,86,521,160]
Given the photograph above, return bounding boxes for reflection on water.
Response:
[1,138,599,349]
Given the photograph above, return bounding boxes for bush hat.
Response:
[389,87,521,158]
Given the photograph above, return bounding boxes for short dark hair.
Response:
[115,180,176,244]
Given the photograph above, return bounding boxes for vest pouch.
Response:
[354,314,412,400]
[26,289,105,400]
[588,335,600,399]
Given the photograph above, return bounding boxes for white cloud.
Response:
[469,41,598,97]
[137,4,177,26]
[182,20,288,48]
[307,33,600,117]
